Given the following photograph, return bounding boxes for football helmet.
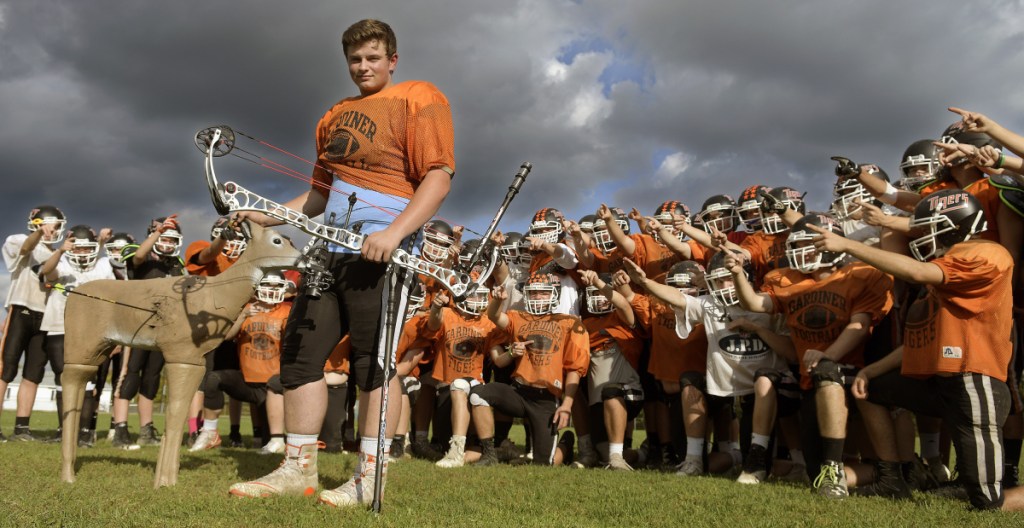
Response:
[737,186,770,231]
[456,284,490,316]
[421,219,455,263]
[584,273,614,315]
[831,167,887,221]
[104,232,136,268]
[500,232,527,264]
[66,225,100,272]
[704,252,739,307]
[785,214,845,274]
[28,205,67,244]
[697,195,740,234]
[211,217,247,259]
[458,238,491,276]
[759,187,806,235]
[908,189,986,261]
[898,139,941,190]
[146,217,183,257]
[523,272,561,315]
[592,207,630,254]
[665,260,706,296]
[528,208,565,244]
[578,214,597,235]
[652,201,690,241]
[406,277,426,317]
[255,270,295,304]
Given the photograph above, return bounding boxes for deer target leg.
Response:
[154,362,206,488]
[60,364,98,484]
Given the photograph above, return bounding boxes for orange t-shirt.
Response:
[311,80,455,200]
[582,313,644,371]
[631,293,709,381]
[236,302,291,383]
[431,308,505,385]
[504,311,590,397]
[762,263,893,389]
[324,334,351,374]
[901,240,1014,381]
[185,240,236,276]
[740,231,789,287]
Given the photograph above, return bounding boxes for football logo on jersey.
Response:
[525,333,556,366]
[325,128,361,160]
[797,306,838,330]
[453,338,479,359]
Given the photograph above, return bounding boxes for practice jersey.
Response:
[673,293,789,396]
[740,231,788,287]
[3,233,54,312]
[236,301,292,383]
[631,293,709,382]
[582,312,643,370]
[311,81,455,251]
[432,308,505,385]
[40,256,116,335]
[122,244,185,280]
[324,334,351,375]
[503,311,590,397]
[901,240,1013,381]
[762,262,893,389]
[185,240,236,276]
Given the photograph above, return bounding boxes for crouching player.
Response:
[470,273,589,465]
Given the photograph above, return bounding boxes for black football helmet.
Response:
[578,214,597,235]
[104,232,136,268]
[898,139,941,190]
[28,205,67,244]
[738,185,770,231]
[211,216,247,259]
[665,260,706,296]
[529,208,565,244]
[66,225,100,272]
[832,167,887,221]
[593,207,630,254]
[785,214,845,274]
[584,272,614,315]
[908,189,986,261]
[421,219,455,263]
[704,251,739,307]
[652,201,689,241]
[697,195,740,234]
[759,187,806,234]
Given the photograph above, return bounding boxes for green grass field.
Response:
[1,411,1022,527]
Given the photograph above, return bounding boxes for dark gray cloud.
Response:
[2,0,1024,294]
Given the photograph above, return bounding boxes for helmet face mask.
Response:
[785,214,844,274]
[421,220,455,263]
[592,217,629,254]
[665,261,706,296]
[65,225,99,272]
[652,201,689,243]
[154,229,183,257]
[255,272,294,304]
[529,208,564,245]
[211,219,247,259]
[899,139,941,190]
[104,233,135,268]
[28,206,67,244]
[759,187,805,235]
[523,273,560,315]
[584,285,613,314]
[698,198,739,234]
[908,190,987,261]
[456,286,490,316]
[831,179,873,222]
[738,186,769,231]
[704,266,739,307]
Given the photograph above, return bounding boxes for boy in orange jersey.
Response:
[470,272,589,465]
[193,272,294,454]
[813,189,1024,510]
[431,286,506,468]
[726,213,893,499]
[577,270,644,470]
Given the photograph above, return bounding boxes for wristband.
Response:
[995,152,1005,169]
[878,182,899,205]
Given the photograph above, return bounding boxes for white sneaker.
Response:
[229,443,320,498]
[675,457,704,477]
[188,429,222,452]
[259,437,286,455]
[737,469,766,484]
[436,438,466,468]
[605,453,633,471]
[319,454,386,508]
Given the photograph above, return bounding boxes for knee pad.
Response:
[451,378,472,394]
[679,371,706,393]
[469,392,491,407]
[811,359,842,388]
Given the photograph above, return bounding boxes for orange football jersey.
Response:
[431,309,505,385]
[311,80,455,200]
[740,231,788,287]
[504,311,590,397]
[582,312,644,371]
[901,240,1013,381]
[237,302,291,383]
[184,240,235,276]
[762,262,893,389]
[324,334,351,374]
[631,293,709,381]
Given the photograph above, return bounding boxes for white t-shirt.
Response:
[41,256,116,335]
[3,233,55,312]
[674,294,789,397]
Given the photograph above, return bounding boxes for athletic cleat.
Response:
[851,461,912,500]
[229,434,244,448]
[259,437,286,455]
[45,428,63,444]
[737,444,768,484]
[137,423,161,446]
[189,429,222,452]
[11,428,38,442]
[675,456,704,477]
[410,440,443,461]
[390,437,406,460]
[605,453,633,471]
[496,439,524,462]
[78,429,96,448]
[229,443,320,498]
[318,455,384,508]
[925,456,952,484]
[436,438,466,468]
[572,448,598,469]
[813,461,849,499]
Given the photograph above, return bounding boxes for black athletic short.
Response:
[1,306,46,383]
[279,251,414,392]
[203,369,283,409]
